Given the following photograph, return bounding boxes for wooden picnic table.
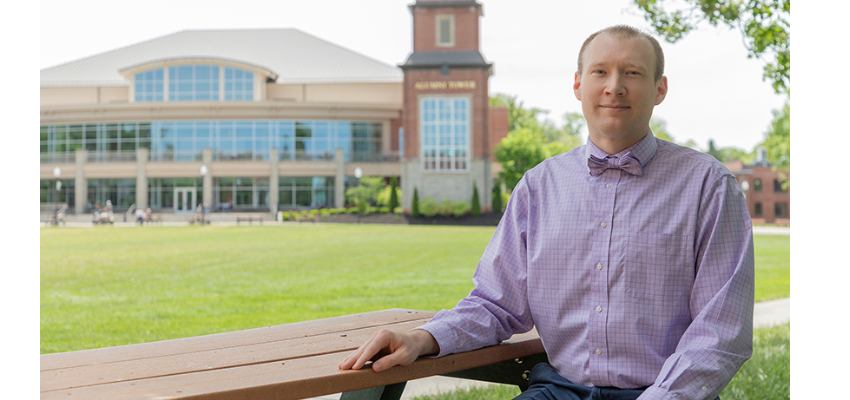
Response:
[41,309,546,400]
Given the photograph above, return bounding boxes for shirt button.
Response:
[600,222,607,228]
[595,348,602,355]
[606,183,612,188]
[596,306,602,312]
[702,386,707,392]
[596,263,603,270]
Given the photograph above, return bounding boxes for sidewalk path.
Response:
[753,226,790,235]
[314,297,791,399]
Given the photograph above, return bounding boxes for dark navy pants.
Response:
[513,363,720,400]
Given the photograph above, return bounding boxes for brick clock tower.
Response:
[400,0,497,213]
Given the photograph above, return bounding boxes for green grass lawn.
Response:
[40,225,789,355]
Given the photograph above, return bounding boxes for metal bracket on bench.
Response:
[441,352,549,392]
[340,381,407,400]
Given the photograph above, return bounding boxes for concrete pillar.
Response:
[75,149,87,215]
[269,148,279,216]
[203,148,213,208]
[136,147,148,210]
[334,148,345,208]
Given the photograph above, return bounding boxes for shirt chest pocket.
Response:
[625,231,694,301]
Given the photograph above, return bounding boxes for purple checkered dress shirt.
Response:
[417,132,754,400]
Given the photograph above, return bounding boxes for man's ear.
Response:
[654,76,668,105]
[573,71,582,101]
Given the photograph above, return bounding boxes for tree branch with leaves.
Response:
[632,0,790,95]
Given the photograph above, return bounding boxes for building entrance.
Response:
[174,187,196,213]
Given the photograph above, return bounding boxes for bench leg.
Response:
[340,381,406,400]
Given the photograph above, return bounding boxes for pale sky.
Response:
[39,0,787,152]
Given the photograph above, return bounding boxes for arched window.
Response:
[133,64,255,102]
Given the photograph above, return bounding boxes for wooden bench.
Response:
[236,215,264,225]
[40,309,546,400]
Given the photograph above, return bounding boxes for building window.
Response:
[169,65,220,101]
[134,65,255,102]
[754,178,762,192]
[87,179,136,209]
[774,179,788,193]
[421,97,469,172]
[134,69,164,102]
[754,202,763,217]
[215,177,270,210]
[775,202,789,218]
[279,176,335,210]
[224,67,254,100]
[436,15,455,47]
[41,120,383,163]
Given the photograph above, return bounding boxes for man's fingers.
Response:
[338,331,391,370]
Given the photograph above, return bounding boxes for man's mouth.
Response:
[600,104,630,110]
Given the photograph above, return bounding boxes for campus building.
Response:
[40,0,508,216]
[725,153,791,225]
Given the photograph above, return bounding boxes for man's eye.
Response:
[592,70,605,74]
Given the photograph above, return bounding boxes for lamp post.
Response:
[200,164,209,220]
[354,166,362,224]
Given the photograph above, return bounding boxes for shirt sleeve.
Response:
[414,176,535,357]
[638,174,755,400]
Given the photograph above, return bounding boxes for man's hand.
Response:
[338,329,439,372]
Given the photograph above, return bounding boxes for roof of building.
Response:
[40,29,403,88]
[401,50,491,69]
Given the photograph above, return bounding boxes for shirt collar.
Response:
[585,130,658,170]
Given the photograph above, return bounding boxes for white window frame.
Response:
[435,14,455,47]
[419,95,471,173]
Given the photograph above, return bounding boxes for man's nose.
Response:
[604,74,626,95]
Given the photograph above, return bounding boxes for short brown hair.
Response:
[577,25,665,81]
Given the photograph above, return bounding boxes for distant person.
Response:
[136,208,145,225]
[340,25,753,400]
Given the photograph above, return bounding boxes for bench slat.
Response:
[41,309,434,371]
[42,318,432,392]
[41,309,544,400]
[43,331,543,400]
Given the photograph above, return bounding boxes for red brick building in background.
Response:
[399,0,506,212]
[725,156,790,225]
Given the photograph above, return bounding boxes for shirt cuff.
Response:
[410,323,456,358]
[637,386,679,400]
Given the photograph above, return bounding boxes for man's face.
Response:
[574,32,668,153]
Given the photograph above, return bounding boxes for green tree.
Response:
[345,176,384,207]
[632,0,790,94]
[388,177,400,211]
[705,139,755,163]
[761,101,790,169]
[650,117,675,142]
[490,94,581,191]
[494,128,571,191]
[471,183,481,216]
[411,188,420,218]
[492,179,503,213]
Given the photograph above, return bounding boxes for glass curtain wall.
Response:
[148,178,203,210]
[40,179,76,208]
[41,121,384,163]
[87,179,136,210]
[278,177,335,210]
[214,177,270,211]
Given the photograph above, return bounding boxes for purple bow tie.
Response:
[588,153,643,176]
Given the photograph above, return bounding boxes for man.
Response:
[340,25,754,400]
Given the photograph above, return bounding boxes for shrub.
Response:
[346,207,357,214]
[439,198,455,217]
[320,209,330,217]
[471,183,481,216]
[378,207,390,214]
[388,177,400,211]
[453,200,471,218]
[412,188,421,217]
[419,196,439,217]
[492,179,503,212]
[281,211,290,221]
